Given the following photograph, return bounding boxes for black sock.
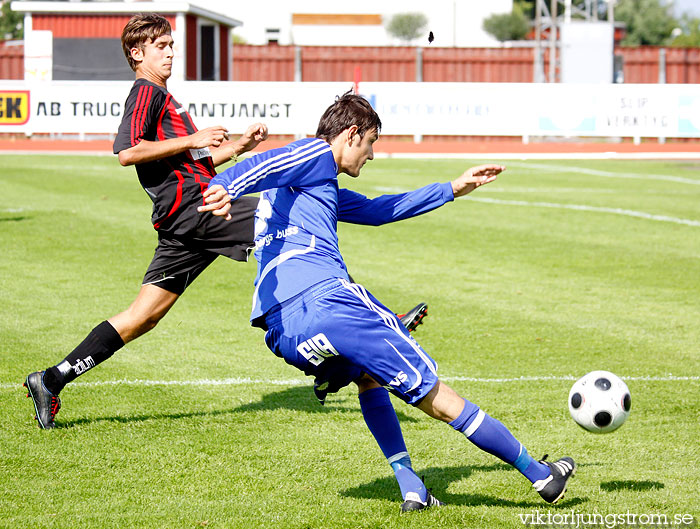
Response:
[43,321,125,395]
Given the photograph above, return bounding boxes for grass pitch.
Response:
[1,154,699,528]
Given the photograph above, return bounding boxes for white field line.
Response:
[373,186,617,195]
[373,152,700,161]
[3,374,698,390]
[444,375,700,383]
[10,193,700,228]
[3,151,700,161]
[468,196,700,227]
[482,187,618,194]
[22,151,700,162]
[0,150,114,157]
[507,161,700,185]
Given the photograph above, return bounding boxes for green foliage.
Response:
[483,3,530,42]
[385,12,428,43]
[670,15,700,47]
[232,32,247,45]
[615,0,677,46]
[1,155,700,527]
[0,0,23,40]
[516,0,535,20]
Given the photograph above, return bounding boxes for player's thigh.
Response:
[142,236,217,295]
[266,280,438,405]
[322,281,439,405]
[195,196,257,259]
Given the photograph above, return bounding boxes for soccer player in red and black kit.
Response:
[23,13,427,430]
[23,13,266,429]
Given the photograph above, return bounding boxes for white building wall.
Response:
[187,0,513,47]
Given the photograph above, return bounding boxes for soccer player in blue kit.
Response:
[199,93,576,511]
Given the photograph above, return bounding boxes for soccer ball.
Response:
[568,370,631,433]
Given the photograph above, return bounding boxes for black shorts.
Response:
[142,196,257,295]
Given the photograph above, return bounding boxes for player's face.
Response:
[133,34,174,85]
[341,127,378,178]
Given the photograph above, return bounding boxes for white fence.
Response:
[1,81,699,139]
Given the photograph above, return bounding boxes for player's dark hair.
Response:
[121,13,172,71]
[316,91,382,142]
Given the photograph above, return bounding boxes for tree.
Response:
[669,15,700,47]
[483,3,530,42]
[1,0,23,40]
[615,0,677,46]
[232,33,248,45]
[385,12,428,44]
[510,0,681,46]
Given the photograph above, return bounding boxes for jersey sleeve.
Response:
[337,182,454,226]
[113,83,165,154]
[209,139,335,200]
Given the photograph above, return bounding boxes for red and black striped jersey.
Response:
[114,79,216,236]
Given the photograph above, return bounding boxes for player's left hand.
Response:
[451,164,504,198]
[198,184,232,220]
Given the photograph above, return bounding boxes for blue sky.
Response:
[673,0,700,17]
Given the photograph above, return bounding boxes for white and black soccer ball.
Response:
[568,370,631,433]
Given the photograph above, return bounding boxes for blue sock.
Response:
[390,455,426,502]
[359,387,426,501]
[448,398,550,483]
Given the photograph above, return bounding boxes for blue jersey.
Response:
[209,137,454,324]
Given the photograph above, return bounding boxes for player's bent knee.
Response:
[114,308,165,341]
[416,380,467,423]
[137,312,164,334]
[355,373,382,393]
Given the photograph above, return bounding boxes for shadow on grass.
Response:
[59,385,417,427]
[0,215,31,223]
[600,480,664,492]
[342,463,587,508]
[61,408,234,428]
[231,385,418,422]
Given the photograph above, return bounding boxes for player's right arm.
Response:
[117,126,228,166]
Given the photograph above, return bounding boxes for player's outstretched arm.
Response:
[338,163,504,226]
[211,122,269,167]
[117,126,229,166]
[451,164,504,197]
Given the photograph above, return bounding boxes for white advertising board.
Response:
[1,81,699,139]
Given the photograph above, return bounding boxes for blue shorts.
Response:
[263,278,439,405]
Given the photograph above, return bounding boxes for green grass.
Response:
[1,154,699,528]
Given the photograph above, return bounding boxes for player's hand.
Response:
[190,126,229,149]
[198,184,232,220]
[235,122,269,154]
[451,164,504,198]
